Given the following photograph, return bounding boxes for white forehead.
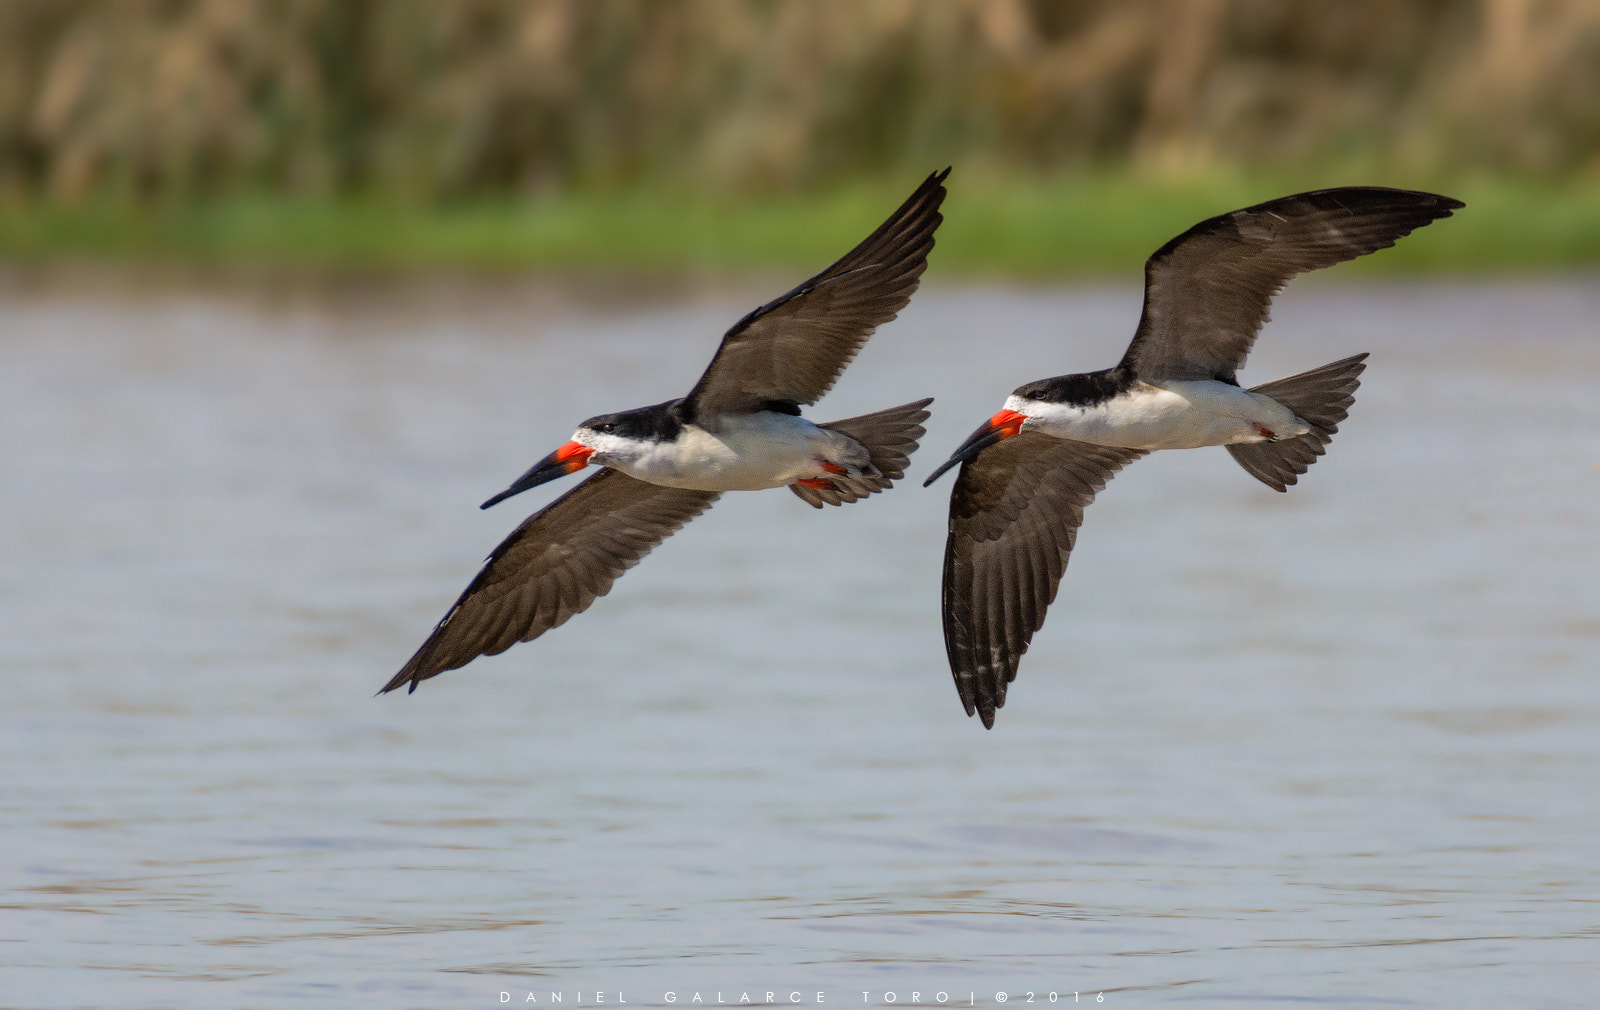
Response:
[572,427,642,457]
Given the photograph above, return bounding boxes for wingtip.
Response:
[375,673,413,696]
[1395,187,1464,221]
[909,166,951,202]
[377,656,429,695]
[957,690,997,729]
[1426,193,1466,220]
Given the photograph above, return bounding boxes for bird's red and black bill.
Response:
[922,409,1026,486]
[481,441,595,509]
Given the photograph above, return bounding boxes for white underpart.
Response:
[1011,379,1310,451]
[577,411,870,491]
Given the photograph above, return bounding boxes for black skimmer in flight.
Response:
[923,186,1462,728]
[382,168,949,695]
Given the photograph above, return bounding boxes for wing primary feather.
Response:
[382,470,718,695]
[1122,187,1460,382]
[940,434,1146,727]
[684,168,949,419]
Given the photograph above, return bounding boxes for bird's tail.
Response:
[1227,353,1368,492]
[790,397,933,507]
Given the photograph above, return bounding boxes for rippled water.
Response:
[2,274,1597,1008]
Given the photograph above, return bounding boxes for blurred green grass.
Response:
[3,172,1596,277]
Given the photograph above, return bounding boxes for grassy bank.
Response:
[3,174,1597,278]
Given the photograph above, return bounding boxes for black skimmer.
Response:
[382,168,949,695]
[923,186,1462,728]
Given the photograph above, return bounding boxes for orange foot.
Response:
[818,460,848,475]
[797,477,837,491]
[1251,423,1277,440]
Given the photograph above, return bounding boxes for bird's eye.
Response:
[597,423,615,434]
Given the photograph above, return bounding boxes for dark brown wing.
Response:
[382,469,719,693]
[942,432,1147,728]
[1121,187,1462,382]
[684,168,948,419]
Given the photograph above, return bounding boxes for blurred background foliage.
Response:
[1,0,1598,272]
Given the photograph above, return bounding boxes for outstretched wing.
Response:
[382,469,719,693]
[684,168,948,419]
[1122,187,1462,383]
[941,432,1146,728]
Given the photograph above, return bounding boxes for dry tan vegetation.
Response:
[2,0,1598,204]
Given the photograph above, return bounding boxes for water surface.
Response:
[2,276,1597,1007]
